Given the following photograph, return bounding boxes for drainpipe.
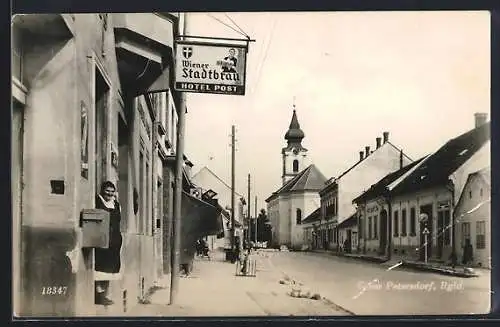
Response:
[384,189,393,261]
[363,200,367,254]
[446,179,456,260]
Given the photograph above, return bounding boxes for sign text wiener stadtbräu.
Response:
[174,41,247,96]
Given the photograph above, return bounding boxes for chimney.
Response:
[383,132,389,144]
[359,151,364,161]
[399,150,404,169]
[474,113,488,128]
[365,146,370,158]
[376,137,382,149]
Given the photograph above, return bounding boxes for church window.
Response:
[296,208,302,224]
[293,159,299,172]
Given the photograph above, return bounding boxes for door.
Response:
[379,211,388,255]
[346,229,352,253]
[437,211,444,258]
[419,204,433,261]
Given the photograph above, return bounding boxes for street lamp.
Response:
[419,213,430,263]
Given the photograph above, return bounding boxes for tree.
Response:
[249,209,272,243]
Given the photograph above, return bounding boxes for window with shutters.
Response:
[394,211,399,236]
[476,221,486,249]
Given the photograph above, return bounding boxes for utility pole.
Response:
[230,125,236,261]
[170,13,188,305]
[247,174,251,247]
[255,196,258,243]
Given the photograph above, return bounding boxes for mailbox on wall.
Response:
[80,209,110,248]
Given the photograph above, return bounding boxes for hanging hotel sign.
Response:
[174,40,248,96]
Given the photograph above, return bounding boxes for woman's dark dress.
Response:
[95,195,122,273]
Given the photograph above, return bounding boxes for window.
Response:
[410,208,416,236]
[334,196,338,215]
[373,216,378,239]
[461,222,470,248]
[476,221,486,249]
[333,227,338,243]
[394,211,399,236]
[296,208,302,224]
[401,209,407,236]
[469,190,472,199]
[358,216,362,239]
[368,217,372,239]
[480,188,483,197]
[293,159,299,173]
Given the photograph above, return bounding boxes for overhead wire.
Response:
[249,15,277,102]
[224,13,250,38]
[206,13,248,38]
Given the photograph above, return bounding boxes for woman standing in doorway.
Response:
[95,181,123,305]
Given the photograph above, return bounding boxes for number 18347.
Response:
[41,286,68,295]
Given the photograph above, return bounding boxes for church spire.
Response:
[284,105,305,145]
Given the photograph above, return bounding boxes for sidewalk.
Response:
[307,249,481,278]
[126,250,349,317]
[309,249,388,263]
[400,260,480,278]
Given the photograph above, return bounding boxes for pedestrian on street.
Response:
[94,181,123,306]
[449,251,458,269]
[462,239,474,266]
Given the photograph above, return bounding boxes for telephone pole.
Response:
[247,174,251,247]
[169,12,188,305]
[230,125,236,261]
[255,195,258,242]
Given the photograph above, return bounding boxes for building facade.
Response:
[353,114,490,262]
[11,13,188,317]
[454,167,491,268]
[190,166,245,249]
[312,132,412,251]
[266,109,327,250]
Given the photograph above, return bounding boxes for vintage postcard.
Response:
[11,11,491,318]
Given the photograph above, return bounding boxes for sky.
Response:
[183,11,490,213]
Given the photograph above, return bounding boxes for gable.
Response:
[390,122,490,196]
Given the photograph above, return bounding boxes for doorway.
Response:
[346,229,352,253]
[437,211,444,259]
[118,115,129,231]
[94,67,110,189]
[419,204,433,261]
[379,210,388,255]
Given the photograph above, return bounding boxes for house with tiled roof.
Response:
[352,113,490,262]
[302,208,321,249]
[312,131,413,251]
[454,167,491,268]
[265,109,327,249]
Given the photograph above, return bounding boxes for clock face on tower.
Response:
[293,148,299,155]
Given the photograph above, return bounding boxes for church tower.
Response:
[282,108,308,185]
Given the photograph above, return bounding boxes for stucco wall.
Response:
[14,13,178,316]
[338,143,412,225]
[454,173,491,268]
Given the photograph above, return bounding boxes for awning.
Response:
[180,191,224,262]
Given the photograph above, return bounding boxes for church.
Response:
[265,109,327,250]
